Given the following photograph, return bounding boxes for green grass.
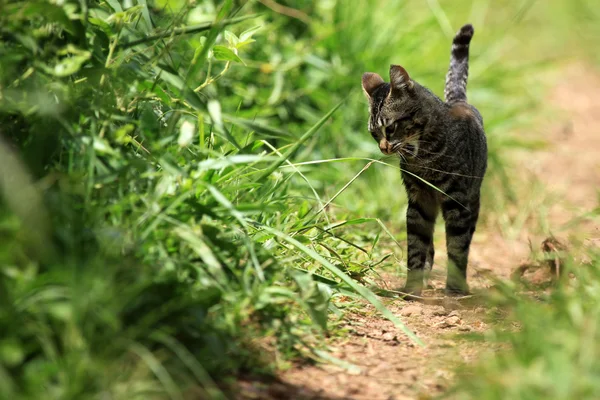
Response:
[1,0,600,399]
[448,246,600,400]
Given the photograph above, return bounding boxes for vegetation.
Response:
[449,246,600,400]
[1,0,599,399]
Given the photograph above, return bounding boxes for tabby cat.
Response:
[361,24,487,296]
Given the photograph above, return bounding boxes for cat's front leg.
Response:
[403,195,438,296]
[442,196,478,295]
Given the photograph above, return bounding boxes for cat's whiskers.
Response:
[391,142,404,153]
[403,147,429,165]
[394,142,483,179]
[396,150,408,164]
[403,148,483,179]
[411,145,455,160]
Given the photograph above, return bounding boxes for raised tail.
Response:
[444,24,474,104]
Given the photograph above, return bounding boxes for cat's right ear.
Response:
[361,72,384,99]
[389,65,414,92]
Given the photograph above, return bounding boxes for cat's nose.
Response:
[379,139,392,154]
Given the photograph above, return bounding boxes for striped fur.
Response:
[444,24,474,104]
[361,24,487,296]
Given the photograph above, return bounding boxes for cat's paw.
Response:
[398,285,423,300]
[444,286,470,297]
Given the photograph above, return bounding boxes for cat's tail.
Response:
[444,24,474,104]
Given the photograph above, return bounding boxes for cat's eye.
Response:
[385,123,396,135]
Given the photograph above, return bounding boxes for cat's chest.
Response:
[400,160,441,181]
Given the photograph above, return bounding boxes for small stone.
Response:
[459,325,472,332]
[448,310,460,317]
[473,321,488,329]
[400,305,423,317]
[431,307,449,316]
[435,316,461,328]
[434,321,450,328]
[382,332,400,344]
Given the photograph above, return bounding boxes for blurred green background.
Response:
[1,0,600,399]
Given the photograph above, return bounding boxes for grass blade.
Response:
[129,341,183,400]
[225,115,296,140]
[255,101,343,182]
[258,224,423,346]
[315,160,375,216]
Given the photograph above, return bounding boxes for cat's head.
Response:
[361,65,424,157]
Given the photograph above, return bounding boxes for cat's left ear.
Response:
[389,65,414,92]
[361,72,385,99]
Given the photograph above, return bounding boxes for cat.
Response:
[361,24,487,296]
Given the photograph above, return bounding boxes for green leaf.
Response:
[239,25,261,42]
[174,226,227,285]
[207,99,223,131]
[294,235,312,244]
[236,39,256,49]
[292,270,331,331]
[236,25,261,49]
[42,45,91,77]
[212,45,243,63]
[105,0,123,12]
[178,120,195,147]
[206,100,241,149]
[115,124,135,145]
[137,0,153,31]
[91,137,118,156]
[224,30,239,47]
[256,287,298,308]
[89,17,113,35]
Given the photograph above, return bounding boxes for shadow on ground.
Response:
[234,375,351,400]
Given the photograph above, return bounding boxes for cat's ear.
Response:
[361,72,385,99]
[389,65,413,92]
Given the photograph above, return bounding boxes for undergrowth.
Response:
[449,245,600,400]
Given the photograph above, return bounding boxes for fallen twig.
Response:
[118,14,260,49]
[385,289,476,306]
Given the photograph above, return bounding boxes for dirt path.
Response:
[237,63,600,400]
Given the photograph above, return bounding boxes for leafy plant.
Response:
[0,0,421,397]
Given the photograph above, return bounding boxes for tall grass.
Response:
[0,1,421,397]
